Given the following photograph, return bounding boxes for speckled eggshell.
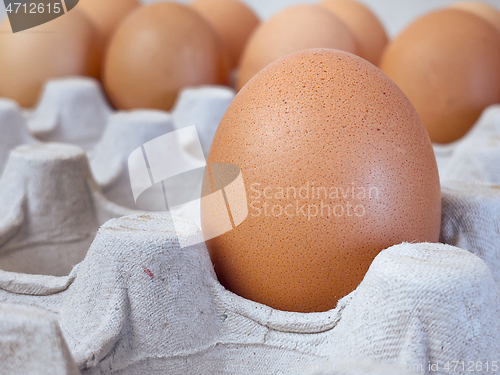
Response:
[190,0,260,70]
[0,9,103,108]
[380,9,500,144]
[237,4,360,90]
[78,0,141,45]
[319,0,388,66]
[202,49,441,313]
[103,2,228,111]
[450,2,500,34]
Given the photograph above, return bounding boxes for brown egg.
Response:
[78,0,141,44]
[0,9,102,108]
[202,49,441,313]
[103,2,228,111]
[318,0,388,66]
[450,2,500,34]
[380,9,500,144]
[190,0,260,70]
[237,5,360,90]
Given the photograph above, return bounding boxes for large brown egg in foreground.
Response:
[380,9,500,144]
[202,49,441,313]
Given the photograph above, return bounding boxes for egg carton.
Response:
[0,76,235,276]
[0,77,500,374]
[0,303,80,375]
[1,213,499,375]
[0,98,37,174]
[2,293,416,375]
[435,105,500,288]
[0,142,136,277]
[0,77,235,211]
[1,214,499,375]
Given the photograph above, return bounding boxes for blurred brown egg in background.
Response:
[0,9,103,108]
[190,0,260,71]
[78,0,141,45]
[237,4,360,90]
[450,1,500,34]
[103,1,229,112]
[318,0,388,66]
[380,8,500,144]
[203,49,441,313]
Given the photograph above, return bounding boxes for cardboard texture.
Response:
[0,79,499,374]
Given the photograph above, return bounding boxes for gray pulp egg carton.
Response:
[0,77,499,375]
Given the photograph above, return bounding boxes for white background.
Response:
[0,0,499,37]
